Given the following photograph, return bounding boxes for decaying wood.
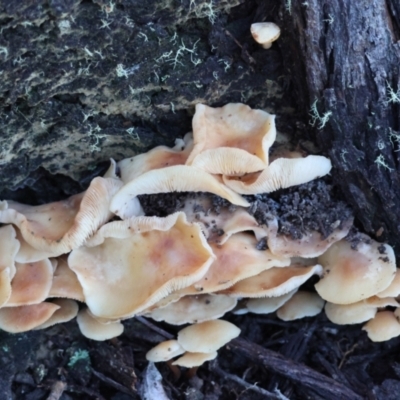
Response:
[230,337,363,400]
[277,0,400,256]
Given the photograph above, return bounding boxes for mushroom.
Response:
[5,259,53,307]
[177,320,240,353]
[77,308,124,341]
[315,235,396,304]
[324,297,399,325]
[186,103,276,175]
[146,340,185,362]
[110,165,249,219]
[172,351,218,368]
[34,299,79,330]
[277,291,325,321]
[220,264,323,298]
[0,302,60,333]
[362,311,400,342]
[118,133,194,183]
[0,177,123,255]
[250,22,281,49]
[222,155,332,194]
[68,212,215,319]
[147,294,237,325]
[246,290,297,314]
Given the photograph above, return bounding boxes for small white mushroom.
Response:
[250,22,281,49]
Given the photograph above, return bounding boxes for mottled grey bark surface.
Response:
[0,0,294,204]
[277,0,400,256]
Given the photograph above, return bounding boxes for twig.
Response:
[135,316,174,340]
[92,369,136,395]
[209,360,285,399]
[229,338,363,400]
[46,381,66,400]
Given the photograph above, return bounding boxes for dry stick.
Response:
[209,360,287,400]
[136,316,174,340]
[92,369,136,396]
[229,338,363,400]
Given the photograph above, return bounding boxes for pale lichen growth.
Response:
[309,100,332,129]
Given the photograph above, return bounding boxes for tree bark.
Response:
[278,0,400,256]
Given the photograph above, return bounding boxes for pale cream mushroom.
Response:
[220,264,322,298]
[148,294,237,325]
[223,155,332,194]
[177,320,240,353]
[172,351,218,368]
[377,269,400,298]
[251,22,281,49]
[186,103,276,175]
[118,133,194,183]
[69,212,215,319]
[325,297,399,325]
[146,340,185,362]
[246,290,297,314]
[110,165,249,219]
[77,308,124,341]
[315,236,396,304]
[34,299,79,330]
[277,291,325,321]
[363,311,400,342]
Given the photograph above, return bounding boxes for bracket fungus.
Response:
[0,101,398,370]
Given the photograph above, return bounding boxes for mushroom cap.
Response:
[69,212,215,319]
[250,22,281,49]
[246,290,297,314]
[186,103,276,175]
[223,155,332,195]
[0,268,12,308]
[277,291,325,321]
[182,195,265,245]
[119,134,194,183]
[174,233,290,297]
[110,165,249,219]
[264,217,353,258]
[377,269,400,298]
[0,224,20,277]
[5,259,53,307]
[362,311,400,342]
[220,264,322,298]
[48,256,85,301]
[172,351,218,368]
[315,236,397,304]
[0,177,123,255]
[177,320,240,353]
[325,297,399,325]
[77,308,124,341]
[0,302,60,333]
[148,294,237,325]
[146,340,185,362]
[34,299,79,330]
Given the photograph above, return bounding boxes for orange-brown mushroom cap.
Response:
[315,236,396,304]
[186,103,276,175]
[68,212,215,319]
[0,177,123,255]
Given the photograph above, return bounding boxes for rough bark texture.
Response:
[277,0,400,256]
[0,0,294,204]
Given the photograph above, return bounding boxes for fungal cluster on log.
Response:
[0,103,398,368]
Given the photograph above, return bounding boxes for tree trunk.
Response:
[278,0,400,256]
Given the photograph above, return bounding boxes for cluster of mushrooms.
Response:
[0,103,398,369]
